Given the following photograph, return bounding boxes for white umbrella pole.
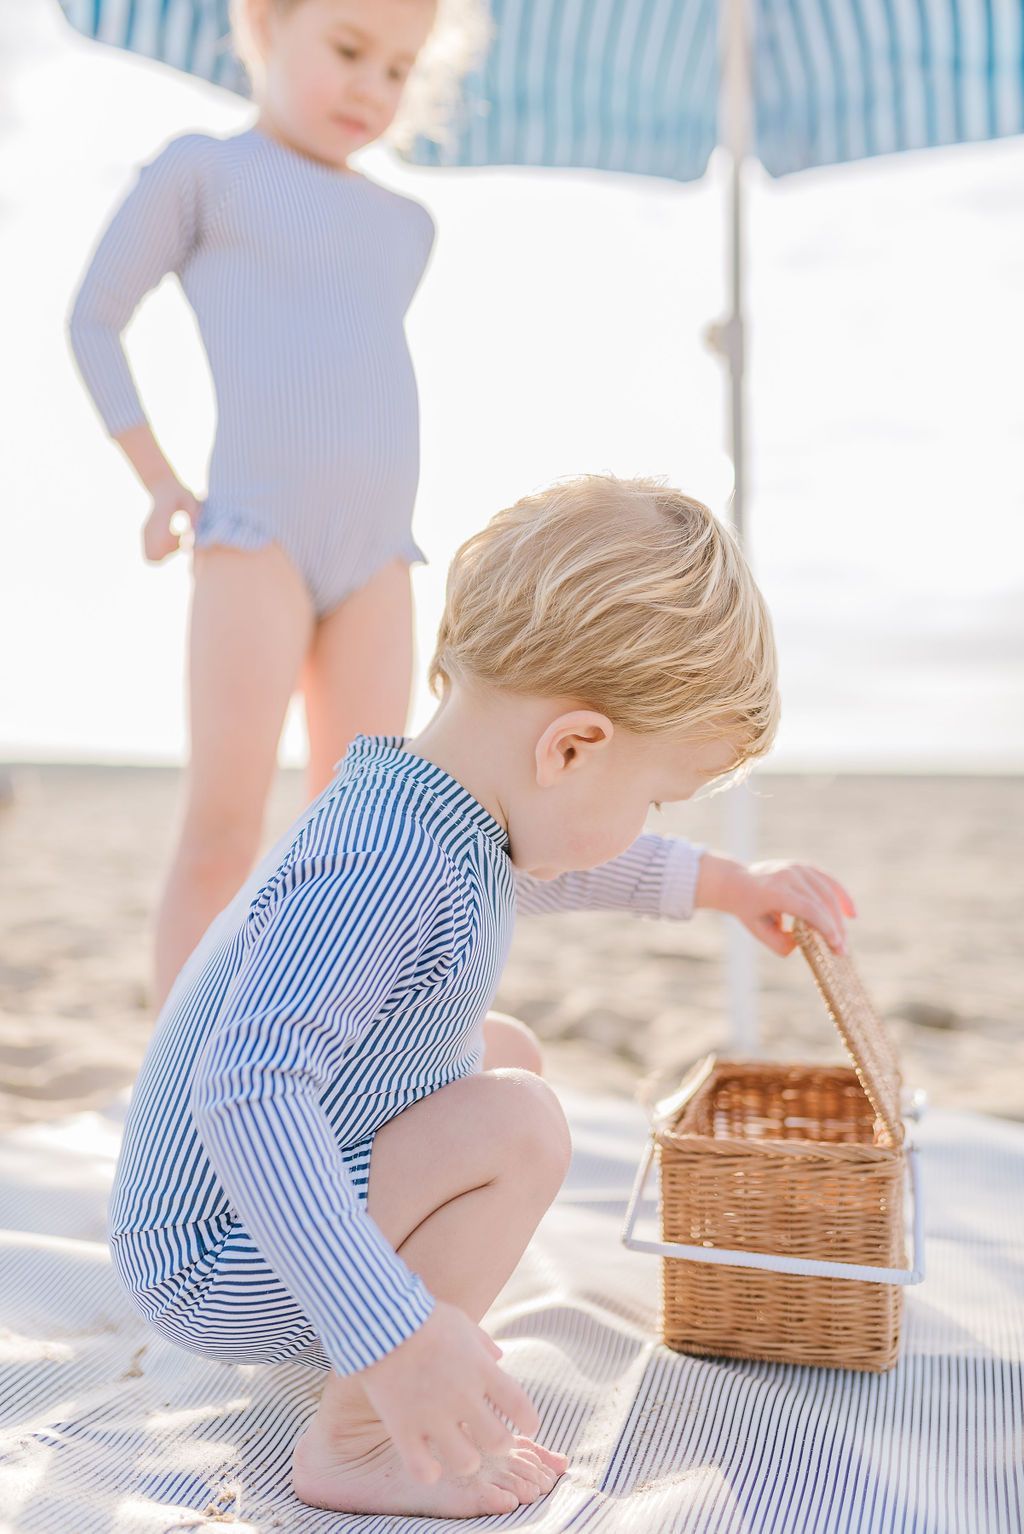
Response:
[722,0,749,545]
[719,0,759,1053]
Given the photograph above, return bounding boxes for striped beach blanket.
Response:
[1,1089,1021,1532]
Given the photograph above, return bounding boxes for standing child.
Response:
[109,476,856,1518]
[68,0,481,1004]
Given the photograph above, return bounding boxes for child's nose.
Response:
[351,70,387,109]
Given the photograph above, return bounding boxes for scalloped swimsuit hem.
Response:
[193,508,426,616]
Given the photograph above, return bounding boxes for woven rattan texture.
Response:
[656,1060,907,1372]
[793,920,904,1145]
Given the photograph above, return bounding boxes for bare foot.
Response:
[292,1411,568,1517]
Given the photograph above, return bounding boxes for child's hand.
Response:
[358,1300,539,1483]
[695,853,856,956]
[143,479,201,563]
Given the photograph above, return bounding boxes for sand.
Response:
[0,764,1021,1133]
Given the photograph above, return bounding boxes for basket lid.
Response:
[794,919,905,1145]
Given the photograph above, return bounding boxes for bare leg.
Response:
[292,1068,572,1517]
[152,544,313,1007]
[302,558,414,800]
[482,1011,544,1075]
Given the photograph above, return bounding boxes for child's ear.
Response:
[535,711,614,786]
[242,0,274,56]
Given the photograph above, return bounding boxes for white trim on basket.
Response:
[621,1137,925,1286]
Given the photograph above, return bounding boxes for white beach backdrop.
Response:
[1,0,1022,773]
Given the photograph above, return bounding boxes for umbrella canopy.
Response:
[58,0,1024,179]
[58,0,248,94]
[410,0,1024,178]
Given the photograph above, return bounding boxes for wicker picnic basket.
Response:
[623,920,924,1373]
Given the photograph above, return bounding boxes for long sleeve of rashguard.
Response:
[190,836,460,1376]
[68,136,204,436]
[513,835,704,921]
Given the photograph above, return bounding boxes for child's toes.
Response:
[493,1469,543,1503]
[508,1449,559,1495]
[478,1483,519,1515]
[531,1443,569,1474]
[517,1455,556,1491]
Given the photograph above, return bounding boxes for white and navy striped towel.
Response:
[1,1091,1021,1532]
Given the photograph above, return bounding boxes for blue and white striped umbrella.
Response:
[57,0,1024,180]
[410,0,1024,178]
[58,0,248,94]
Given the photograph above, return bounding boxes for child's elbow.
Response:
[66,290,98,374]
[189,1068,214,1134]
[189,1052,228,1136]
[65,296,84,357]
[67,273,121,352]
[190,1049,262,1136]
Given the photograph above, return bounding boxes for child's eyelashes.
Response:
[329,39,404,78]
[332,45,407,84]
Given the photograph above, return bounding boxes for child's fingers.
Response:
[798,870,847,949]
[813,869,856,918]
[432,1421,482,1478]
[804,867,856,923]
[798,864,857,918]
[486,1367,540,1437]
[467,1400,515,1454]
[477,1327,503,1361]
[393,1427,443,1485]
[779,881,844,952]
[751,915,797,957]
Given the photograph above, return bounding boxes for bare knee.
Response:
[482,1012,544,1075]
[365,1070,570,1249]
[486,1070,572,1193]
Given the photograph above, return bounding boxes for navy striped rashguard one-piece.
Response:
[109,736,703,1377]
[68,128,435,615]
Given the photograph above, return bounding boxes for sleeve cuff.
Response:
[658,838,705,921]
[318,1210,437,1377]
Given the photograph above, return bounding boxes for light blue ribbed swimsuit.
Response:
[108,736,702,1377]
[69,129,434,615]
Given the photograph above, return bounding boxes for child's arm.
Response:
[190,834,536,1472]
[67,136,205,558]
[514,834,703,920]
[192,843,444,1373]
[515,836,853,952]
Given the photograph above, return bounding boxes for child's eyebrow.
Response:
[330,20,414,63]
[331,22,370,43]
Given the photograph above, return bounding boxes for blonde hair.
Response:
[229,0,490,150]
[430,475,780,772]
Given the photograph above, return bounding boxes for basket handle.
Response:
[621,1136,925,1286]
[650,1055,718,1132]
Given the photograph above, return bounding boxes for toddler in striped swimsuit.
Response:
[68,0,484,1006]
[110,474,855,1518]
